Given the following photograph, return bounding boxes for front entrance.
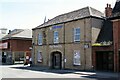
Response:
[51,51,62,69]
[96,51,114,71]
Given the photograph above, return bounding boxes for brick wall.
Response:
[1,39,32,52]
[113,19,120,72]
[11,39,32,51]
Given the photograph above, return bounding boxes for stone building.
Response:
[32,7,104,70]
[0,29,32,64]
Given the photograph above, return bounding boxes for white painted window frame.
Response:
[74,28,80,42]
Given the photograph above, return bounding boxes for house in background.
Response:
[92,0,120,72]
[110,0,120,72]
[0,28,7,64]
[0,29,32,64]
[0,28,7,39]
[32,6,104,71]
[92,4,114,72]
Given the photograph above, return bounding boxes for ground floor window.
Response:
[2,51,13,64]
[14,52,24,61]
[73,50,81,66]
[37,51,43,63]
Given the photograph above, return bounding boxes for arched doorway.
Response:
[51,51,62,69]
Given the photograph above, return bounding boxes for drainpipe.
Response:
[63,23,65,69]
[9,35,13,64]
[90,17,94,71]
[84,19,86,70]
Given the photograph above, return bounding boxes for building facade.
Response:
[32,7,104,70]
[111,0,120,72]
[0,28,7,64]
[92,18,114,72]
[92,0,120,72]
[0,29,32,64]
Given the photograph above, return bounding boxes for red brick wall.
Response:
[118,20,120,48]
[1,39,32,52]
[11,39,32,51]
[113,20,120,72]
[113,20,120,48]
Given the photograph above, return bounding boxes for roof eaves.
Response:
[1,37,32,41]
[33,16,104,30]
[2,29,23,39]
[109,15,120,20]
[33,7,104,30]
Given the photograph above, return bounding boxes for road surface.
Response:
[0,64,88,78]
[0,64,119,80]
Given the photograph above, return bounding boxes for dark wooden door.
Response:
[52,52,62,69]
[96,51,114,71]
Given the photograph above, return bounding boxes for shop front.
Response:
[92,45,114,72]
[96,51,114,71]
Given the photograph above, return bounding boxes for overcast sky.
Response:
[0,0,116,31]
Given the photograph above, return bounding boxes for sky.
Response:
[0,0,116,31]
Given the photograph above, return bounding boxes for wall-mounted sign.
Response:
[64,59,66,63]
[0,42,8,49]
[84,44,89,48]
[49,45,62,48]
[52,25,62,30]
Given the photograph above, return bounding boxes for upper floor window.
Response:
[54,31,59,43]
[74,28,80,42]
[38,33,42,45]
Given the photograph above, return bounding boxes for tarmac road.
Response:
[0,64,119,80]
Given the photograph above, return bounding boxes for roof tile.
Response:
[33,6,104,29]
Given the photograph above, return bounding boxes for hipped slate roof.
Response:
[33,6,104,29]
[112,0,120,17]
[96,20,113,43]
[1,29,32,40]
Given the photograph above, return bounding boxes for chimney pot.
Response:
[107,3,109,7]
[105,3,112,17]
[109,4,111,8]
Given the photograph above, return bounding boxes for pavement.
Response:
[10,64,120,79]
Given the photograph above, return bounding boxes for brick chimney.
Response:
[105,4,112,17]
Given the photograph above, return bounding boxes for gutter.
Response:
[1,37,32,41]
